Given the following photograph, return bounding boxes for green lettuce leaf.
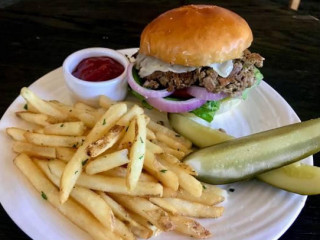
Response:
[191,101,221,123]
[242,67,264,100]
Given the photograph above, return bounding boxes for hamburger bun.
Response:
[140,5,253,66]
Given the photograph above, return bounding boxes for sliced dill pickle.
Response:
[257,163,320,195]
[184,118,320,184]
[168,113,233,147]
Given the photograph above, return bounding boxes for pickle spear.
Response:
[183,118,320,184]
[168,113,233,147]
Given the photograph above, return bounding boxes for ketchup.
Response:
[72,56,124,82]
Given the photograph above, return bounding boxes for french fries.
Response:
[7,87,225,240]
[126,114,147,190]
[86,149,129,175]
[14,154,120,240]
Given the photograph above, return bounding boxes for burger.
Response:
[127,5,264,122]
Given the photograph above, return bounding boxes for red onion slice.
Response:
[147,97,206,113]
[127,63,173,99]
[187,86,228,101]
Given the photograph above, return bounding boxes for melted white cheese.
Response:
[135,54,233,78]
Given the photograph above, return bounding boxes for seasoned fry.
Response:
[87,125,125,157]
[13,141,56,159]
[110,194,174,232]
[24,132,85,148]
[99,192,152,239]
[14,154,120,240]
[163,187,225,206]
[20,88,66,120]
[161,153,197,176]
[16,112,57,126]
[118,118,136,150]
[86,149,129,175]
[153,140,186,160]
[43,122,86,136]
[148,120,192,148]
[55,147,76,162]
[103,167,158,183]
[6,127,28,141]
[126,114,146,190]
[60,103,127,203]
[146,139,163,154]
[156,131,190,154]
[144,151,179,191]
[35,159,115,230]
[51,160,162,197]
[126,210,162,237]
[170,214,211,239]
[150,198,224,218]
[146,128,156,140]
[157,154,202,197]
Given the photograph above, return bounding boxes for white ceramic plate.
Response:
[0,49,311,240]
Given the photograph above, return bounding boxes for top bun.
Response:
[140,5,253,66]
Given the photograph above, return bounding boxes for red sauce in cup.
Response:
[72,56,125,82]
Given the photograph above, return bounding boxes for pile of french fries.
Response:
[6,87,226,240]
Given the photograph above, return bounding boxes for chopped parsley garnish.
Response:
[125,126,129,132]
[24,104,28,110]
[160,169,167,173]
[202,185,207,190]
[140,137,144,143]
[60,124,64,127]
[102,119,106,125]
[75,170,78,174]
[139,155,144,160]
[41,191,47,200]
[229,188,235,192]
[82,159,88,166]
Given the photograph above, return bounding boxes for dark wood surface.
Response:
[0,0,319,239]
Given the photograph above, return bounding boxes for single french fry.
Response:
[146,139,163,154]
[87,125,125,157]
[157,155,202,197]
[117,105,144,127]
[126,210,162,237]
[13,141,56,159]
[161,153,197,176]
[99,192,152,239]
[6,127,28,141]
[55,147,76,162]
[146,128,156,140]
[14,154,119,240]
[20,88,66,120]
[86,149,129,175]
[103,167,158,183]
[99,95,116,109]
[24,132,85,148]
[148,120,192,148]
[149,198,224,218]
[127,114,146,190]
[35,159,115,230]
[156,132,190,154]
[144,151,179,191]
[51,160,162,197]
[110,194,174,232]
[60,103,127,203]
[43,122,86,136]
[114,217,136,240]
[163,187,225,206]
[170,214,211,239]
[16,112,57,126]
[153,140,185,160]
[118,118,136,150]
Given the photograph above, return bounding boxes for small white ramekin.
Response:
[63,47,129,106]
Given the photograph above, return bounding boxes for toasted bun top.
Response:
[140,5,253,66]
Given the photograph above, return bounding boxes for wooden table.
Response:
[0,0,319,239]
